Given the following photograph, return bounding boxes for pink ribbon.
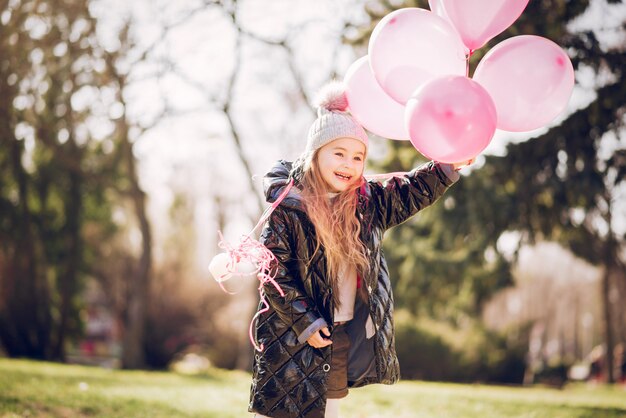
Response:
[215,179,293,351]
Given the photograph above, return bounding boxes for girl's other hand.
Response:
[307,327,332,348]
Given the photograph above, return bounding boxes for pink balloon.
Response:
[429,0,471,55]
[441,0,529,51]
[368,8,466,104]
[405,76,497,163]
[344,56,409,140]
[428,0,456,29]
[473,35,575,132]
[428,0,447,18]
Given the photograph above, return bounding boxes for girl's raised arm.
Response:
[368,161,459,230]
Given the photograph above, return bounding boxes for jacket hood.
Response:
[263,159,305,211]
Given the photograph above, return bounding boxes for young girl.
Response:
[248,81,465,418]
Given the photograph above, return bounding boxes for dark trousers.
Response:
[327,323,350,399]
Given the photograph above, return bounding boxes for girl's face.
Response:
[316,137,366,193]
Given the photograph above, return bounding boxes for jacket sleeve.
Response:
[259,208,328,344]
[369,161,460,231]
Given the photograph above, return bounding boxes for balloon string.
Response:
[216,227,287,352]
[466,49,474,78]
[215,179,293,352]
[249,179,294,236]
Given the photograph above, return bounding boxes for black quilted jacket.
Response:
[248,159,459,417]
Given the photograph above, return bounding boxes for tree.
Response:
[474,0,625,383]
[0,0,157,368]
[99,21,155,369]
[0,0,120,360]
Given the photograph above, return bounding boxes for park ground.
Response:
[1,358,626,418]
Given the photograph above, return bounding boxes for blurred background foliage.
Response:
[0,0,624,386]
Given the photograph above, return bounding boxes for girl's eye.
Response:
[354,157,362,162]
[335,152,344,157]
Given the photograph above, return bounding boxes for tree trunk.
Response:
[601,264,615,383]
[120,117,152,369]
[573,293,581,361]
[616,269,626,346]
[0,135,52,359]
[52,157,82,361]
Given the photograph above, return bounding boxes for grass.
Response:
[1,358,626,417]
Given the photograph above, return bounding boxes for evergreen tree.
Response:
[354,0,625,381]
[0,0,121,361]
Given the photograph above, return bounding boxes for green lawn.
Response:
[1,358,625,417]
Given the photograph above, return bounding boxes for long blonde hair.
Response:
[299,151,370,308]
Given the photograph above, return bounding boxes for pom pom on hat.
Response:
[305,81,368,154]
[313,80,349,113]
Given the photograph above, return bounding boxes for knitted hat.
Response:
[305,81,369,154]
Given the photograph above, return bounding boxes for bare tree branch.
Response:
[129,2,221,67]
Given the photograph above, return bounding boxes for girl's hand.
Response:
[307,327,332,348]
[451,158,475,170]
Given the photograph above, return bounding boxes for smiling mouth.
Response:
[335,172,352,182]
